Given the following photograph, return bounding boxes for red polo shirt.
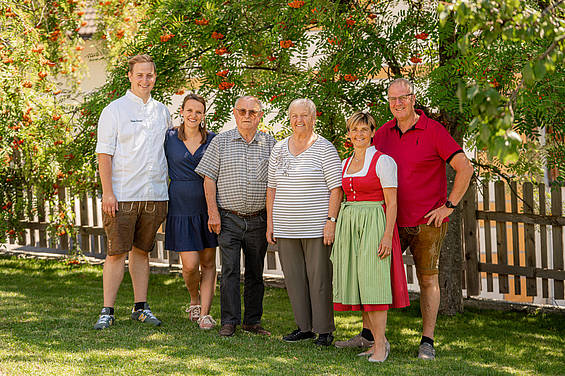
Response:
[373,110,463,227]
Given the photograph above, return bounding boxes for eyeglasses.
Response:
[388,93,413,103]
[235,108,260,118]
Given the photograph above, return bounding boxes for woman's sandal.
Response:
[186,305,201,322]
[358,340,389,357]
[197,314,217,330]
[357,350,373,357]
[368,341,390,363]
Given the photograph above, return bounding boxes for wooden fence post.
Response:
[37,189,47,248]
[266,243,278,271]
[494,181,509,294]
[510,182,521,295]
[482,180,494,292]
[166,220,180,266]
[91,194,102,257]
[551,185,564,299]
[539,184,549,298]
[523,182,537,296]
[463,181,480,296]
[79,193,90,254]
[27,189,36,247]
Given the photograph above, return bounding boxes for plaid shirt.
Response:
[195,128,276,214]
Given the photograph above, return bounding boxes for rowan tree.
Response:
[0,0,133,244]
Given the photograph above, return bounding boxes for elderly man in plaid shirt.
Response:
[195,96,276,337]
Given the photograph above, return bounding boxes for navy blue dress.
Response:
[164,129,218,251]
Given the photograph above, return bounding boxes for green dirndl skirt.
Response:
[331,201,392,305]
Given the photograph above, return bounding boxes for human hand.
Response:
[208,209,221,234]
[323,220,336,246]
[424,205,453,227]
[378,234,392,259]
[102,193,118,217]
[266,224,277,244]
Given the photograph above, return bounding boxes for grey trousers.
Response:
[278,237,335,334]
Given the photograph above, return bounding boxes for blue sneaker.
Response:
[93,307,114,330]
[131,303,161,326]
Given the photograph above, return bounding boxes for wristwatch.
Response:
[327,216,337,222]
[445,200,457,209]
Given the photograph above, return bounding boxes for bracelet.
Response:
[327,216,337,222]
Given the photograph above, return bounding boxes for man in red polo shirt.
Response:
[334,78,473,359]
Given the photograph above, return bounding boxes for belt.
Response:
[221,208,266,218]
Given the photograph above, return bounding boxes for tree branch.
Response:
[242,66,279,72]
[470,158,534,211]
[471,158,515,183]
[541,0,565,17]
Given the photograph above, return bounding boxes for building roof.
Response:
[78,6,97,39]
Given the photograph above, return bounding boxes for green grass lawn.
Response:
[0,255,563,376]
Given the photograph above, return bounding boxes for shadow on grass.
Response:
[0,255,563,375]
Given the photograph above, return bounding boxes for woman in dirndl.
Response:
[331,111,409,363]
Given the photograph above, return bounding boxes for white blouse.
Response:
[342,146,397,188]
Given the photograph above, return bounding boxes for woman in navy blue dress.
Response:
[165,93,218,330]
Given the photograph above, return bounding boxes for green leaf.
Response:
[480,122,491,143]
[522,63,535,85]
[533,59,547,80]
[456,81,467,112]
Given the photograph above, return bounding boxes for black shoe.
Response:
[282,328,315,342]
[314,333,334,346]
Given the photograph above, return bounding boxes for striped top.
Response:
[195,128,276,214]
[268,135,342,238]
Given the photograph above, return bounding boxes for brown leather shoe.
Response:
[335,333,374,348]
[242,324,271,336]
[219,324,236,337]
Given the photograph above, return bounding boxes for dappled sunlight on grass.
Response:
[398,327,420,337]
[161,276,180,286]
[332,312,363,336]
[0,291,25,299]
[144,331,175,342]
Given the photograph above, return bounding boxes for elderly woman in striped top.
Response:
[331,111,409,362]
[266,98,343,346]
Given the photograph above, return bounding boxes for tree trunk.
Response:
[438,164,464,315]
[437,10,465,315]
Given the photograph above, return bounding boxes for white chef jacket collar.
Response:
[125,89,153,105]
